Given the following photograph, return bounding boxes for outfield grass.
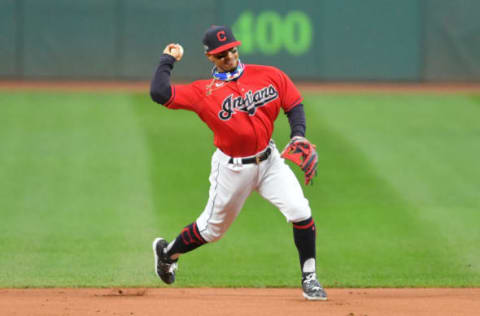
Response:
[0,91,479,288]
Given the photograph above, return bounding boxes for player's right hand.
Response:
[163,43,184,61]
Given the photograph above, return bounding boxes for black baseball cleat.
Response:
[152,238,178,284]
[302,272,328,301]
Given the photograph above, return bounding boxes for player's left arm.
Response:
[277,68,318,185]
[282,104,318,185]
[285,104,306,138]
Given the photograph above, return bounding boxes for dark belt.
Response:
[228,147,272,164]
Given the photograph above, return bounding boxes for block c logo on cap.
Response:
[217,30,227,41]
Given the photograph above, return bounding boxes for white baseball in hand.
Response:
[170,44,184,61]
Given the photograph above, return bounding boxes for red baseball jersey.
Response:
[165,64,302,157]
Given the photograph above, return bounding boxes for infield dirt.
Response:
[1,288,479,316]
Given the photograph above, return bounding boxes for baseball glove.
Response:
[281,136,318,185]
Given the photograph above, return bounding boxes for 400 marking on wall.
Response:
[232,10,313,56]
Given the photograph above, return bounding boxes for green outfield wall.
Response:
[1,0,479,81]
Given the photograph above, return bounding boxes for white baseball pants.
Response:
[196,141,312,243]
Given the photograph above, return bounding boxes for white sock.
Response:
[303,258,316,274]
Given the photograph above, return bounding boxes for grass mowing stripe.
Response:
[305,93,480,285]
[304,111,456,287]
[0,92,158,287]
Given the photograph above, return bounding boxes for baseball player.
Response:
[150,25,326,300]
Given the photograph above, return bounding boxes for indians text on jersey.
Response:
[218,84,279,120]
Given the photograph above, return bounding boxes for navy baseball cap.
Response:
[202,25,242,55]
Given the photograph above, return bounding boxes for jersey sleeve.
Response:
[164,82,203,113]
[275,68,303,112]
